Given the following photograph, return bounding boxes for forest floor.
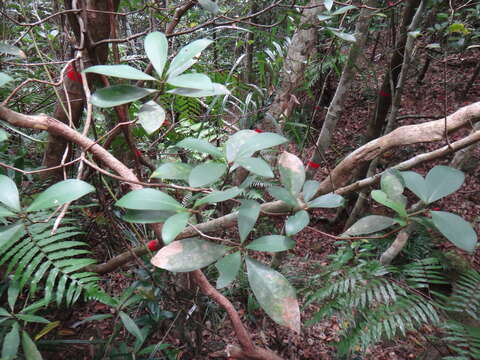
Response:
[41,46,480,360]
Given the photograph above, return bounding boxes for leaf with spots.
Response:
[278,152,305,195]
[343,215,396,236]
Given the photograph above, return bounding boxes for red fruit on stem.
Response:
[148,240,159,251]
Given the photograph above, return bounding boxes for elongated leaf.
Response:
[27,179,94,212]
[286,210,310,236]
[238,200,260,243]
[151,162,192,181]
[8,281,19,311]
[0,206,15,217]
[0,175,20,211]
[122,209,174,224]
[198,0,219,14]
[22,331,43,360]
[267,186,298,208]
[167,73,213,90]
[0,43,26,58]
[332,5,357,15]
[0,128,9,142]
[167,83,229,97]
[330,29,356,42]
[324,0,333,11]
[236,133,288,160]
[138,101,166,134]
[235,157,273,178]
[246,257,300,333]
[371,190,407,218]
[176,138,223,158]
[225,130,256,162]
[343,215,395,236]
[83,65,156,81]
[16,314,49,324]
[119,311,144,342]
[2,322,19,359]
[115,188,183,212]
[302,180,320,202]
[0,72,13,87]
[425,166,464,203]
[195,187,242,206]
[167,39,213,78]
[307,193,344,208]
[401,171,429,203]
[151,238,229,272]
[215,252,241,288]
[162,213,190,245]
[144,32,168,77]
[278,152,305,195]
[246,235,295,252]
[431,211,477,253]
[90,85,157,108]
[189,162,226,188]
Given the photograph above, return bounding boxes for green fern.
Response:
[442,321,480,359]
[0,214,101,307]
[446,270,480,321]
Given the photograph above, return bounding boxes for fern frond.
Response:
[442,321,480,359]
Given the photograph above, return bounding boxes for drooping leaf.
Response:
[278,152,305,195]
[371,190,407,218]
[167,73,213,90]
[238,199,261,243]
[343,215,395,236]
[115,188,183,212]
[381,169,405,200]
[0,43,26,58]
[151,162,191,181]
[167,39,213,78]
[195,187,242,207]
[332,5,357,15]
[90,85,157,108]
[246,257,300,333]
[246,235,295,252]
[144,32,168,77]
[121,209,174,224]
[285,210,310,236]
[215,252,241,288]
[27,179,94,212]
[0,72,13,87]
[330,29,356,42]
[198,0,220,14]
[235,157,274,178]
[189,162,226,188]
[235,132,288,160]
[401,171,429,203]
[317,14,333,21]
[119,311,144,342]
[225,130,256,162]
[162,213,190,245]
[307,193,344,208]
[324,0,333,11]
[167,83,229,97]
[0,175,20,211]
[151,238,229,272]
[431,211,477,253]
[425,166,464,203]
[267,186,298,208]
[83,65,156,81]
[22,331,43,360]
[2,322,19,359]
[176,138,223,158]
[302,180,320,202]
[138,101,166,134]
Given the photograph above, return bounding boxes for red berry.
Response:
[254,128,263,133]
[147,240,159,251]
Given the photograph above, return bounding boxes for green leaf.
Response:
[332,5,357,15]
[83,65,156,81]
[151,238,229,272]
[302,180,320,202]
[176,138,223,158]
[215,252,241,288]
[2,322,19,360]
[27,179,94,212]
[307,193,344,208]
[90,85,157,108]
[329,28,356,42]
[235,157,274,178]
[167,39,213,78]
[144,32,168,77]
[0,206,15,217]
[198,0,219,14]
[0,72,13,87]
[121,209,174,224]
[22,331,43,360]
[425,166,464,203]
[119,311,144,342]
[236,132,288,160]
[0,307,11,317]
[285,210,310,236]
[0,175,20,211]
[278,152,305,195]
[189,162,226,188]
[167,73,213,90]
[401,171,429,203]
[0,128,9,142]
[381,169,405,200]
[371,190,407,218]
[267,186,298,208]
[225,130,256,162]
[317,14,333,21]
[0,43,26,58]
[246,235,295,252]
[431,211,477,253]
[151,162,192,181]
[246,257,300,333]
[138,101,166,134]
[162,213,190,245]
[167,83,229,97]
[195,187,242,207]
[8,281,19,311]
[343,215,395,236]
[115,188,183,212]
[238,199,260,243]
[324,0,333,11]
[16,314,50,324]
